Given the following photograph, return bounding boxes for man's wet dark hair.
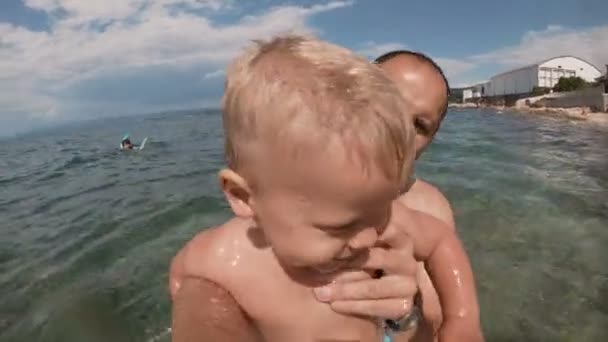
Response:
[374,50,450,116]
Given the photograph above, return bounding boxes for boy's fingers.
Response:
[314,276,417,302]
[329,298,414,320]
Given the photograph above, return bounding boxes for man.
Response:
[376,51,473,340]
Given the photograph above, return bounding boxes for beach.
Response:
[1,108,607,341]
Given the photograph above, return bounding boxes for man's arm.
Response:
[172,276,261,342]
[420,186,455,231]
[398,180,455,231]
[403,209,482,341]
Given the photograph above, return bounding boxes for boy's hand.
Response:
[313,201,419,320]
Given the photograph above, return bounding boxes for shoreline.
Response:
[448,102,608,124]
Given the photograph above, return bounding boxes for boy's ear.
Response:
[218,169,254,218]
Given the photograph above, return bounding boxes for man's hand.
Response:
[313,201,419,320]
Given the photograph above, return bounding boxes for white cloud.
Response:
[306,0,354,14]
[432,57,476,78]
[471,25,608,71]
[356,41,407,60]
[0,0,354,132]
[202,69,225,79]
[24,0,233,22]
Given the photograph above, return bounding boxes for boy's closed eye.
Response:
[414,117,433,135]
[316,219,361,235]
[316,211,390,236]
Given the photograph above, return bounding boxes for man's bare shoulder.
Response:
[407,179,447,202]
[169,218,257,297]
[399,179,455,229]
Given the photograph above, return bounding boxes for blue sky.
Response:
[1,0,607,136]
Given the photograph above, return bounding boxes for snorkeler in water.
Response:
[120,134,141,150]
[121,137,134,150]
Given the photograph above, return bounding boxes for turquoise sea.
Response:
[1,109,607,341]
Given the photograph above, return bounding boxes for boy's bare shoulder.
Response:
[170,219,265,341]
[170,218,257,293]
[399,179,455,229]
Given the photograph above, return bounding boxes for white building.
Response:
[472,82,488,97]
[462,88,473,102]
[462,82,489,102]
[485,56,602,96]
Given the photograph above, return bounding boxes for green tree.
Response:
[531,86,551,96]
[553,76,587,92]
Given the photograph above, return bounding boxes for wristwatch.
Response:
[373,269,422,334]
[384,304,422,333]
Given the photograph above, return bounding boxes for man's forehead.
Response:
[383,56,440,80]
[381,59,446,115]
[381,58,445,98]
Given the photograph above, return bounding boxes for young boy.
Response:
[169,35,482,342]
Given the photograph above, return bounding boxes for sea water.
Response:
[1,109,606,341]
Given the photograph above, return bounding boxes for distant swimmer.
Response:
[120,135,135,150]
[120,134,147,151]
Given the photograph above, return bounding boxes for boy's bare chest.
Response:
[229,270,382,342]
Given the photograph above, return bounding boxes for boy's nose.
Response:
[347,226,379,251]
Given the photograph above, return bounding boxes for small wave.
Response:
[54,155,100,172]
[22,147,38,153]
[0,173,32,186]
[0,194,33,208]
[148,141,169,148]
[36,171,66,183]
[57,146,79,153]
[31,181,119,215]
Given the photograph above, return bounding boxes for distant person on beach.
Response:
[168,35,482,342]
[375,50,456,336]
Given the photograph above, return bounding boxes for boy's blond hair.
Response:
[222,34,415,183]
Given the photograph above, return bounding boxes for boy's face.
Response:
[223,140,402,275]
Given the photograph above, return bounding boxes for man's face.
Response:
[380,57,447,159]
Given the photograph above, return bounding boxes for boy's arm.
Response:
[403,208,483,341]
[172,276,261,342]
